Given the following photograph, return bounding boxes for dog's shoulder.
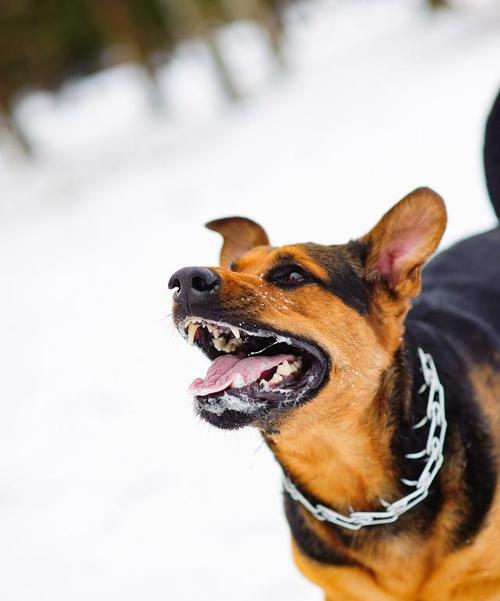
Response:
[411,227,500,352]
[423,227,500,285]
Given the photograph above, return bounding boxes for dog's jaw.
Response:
[175,315,330,430]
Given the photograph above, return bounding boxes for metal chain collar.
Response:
[281,348,447,531]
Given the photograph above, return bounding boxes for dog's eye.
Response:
[267,265,312,288]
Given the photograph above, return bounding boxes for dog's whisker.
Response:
[252,437,267,458]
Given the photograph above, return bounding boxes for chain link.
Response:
[281,348,447,531]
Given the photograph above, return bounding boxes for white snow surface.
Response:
[1,0,500,599]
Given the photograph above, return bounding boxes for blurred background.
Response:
[1,0,500,599]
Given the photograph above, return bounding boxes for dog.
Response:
[169,90,500,600]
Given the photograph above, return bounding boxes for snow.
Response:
[1,0,500,599]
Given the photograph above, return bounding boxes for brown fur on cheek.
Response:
[368,285,411,354]
[215,273,394,418]
[268,372,397,511]
[211,265,400,509]
[213,269,300,318]
[262,290,397,510]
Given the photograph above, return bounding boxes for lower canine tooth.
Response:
[269,373,283,385]
[214,338,226,351]
[224,338,242,352]
[187,322,199,344]
[276,361,293,376]
[260,379,271,391]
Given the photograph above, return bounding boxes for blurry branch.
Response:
[87,0,169,108]
[0,0,288,152]
[428,0,448,8]
[0,98,31,156]
[161,0,240,101]
[0,0,448,153]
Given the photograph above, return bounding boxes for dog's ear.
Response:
[205,217,270,268]
[361,187,447,297]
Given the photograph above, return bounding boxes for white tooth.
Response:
[187,322,199,344]
[229,325,240,339]
[277,361,293,376]
[232,374,245,388]
[213,328,221,339]
[226,337,240,350]
[206,324,214,333]
[214,338,226,351]
[269,373,283,385]
[260,379,271,391]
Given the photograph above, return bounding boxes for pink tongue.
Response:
[188,353,296,397]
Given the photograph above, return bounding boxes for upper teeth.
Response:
[184,318,243,352]
[212,336,242,352]
[187,321,200,344]
[183,320,303,382]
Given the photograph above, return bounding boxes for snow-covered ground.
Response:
[1,1,500,599]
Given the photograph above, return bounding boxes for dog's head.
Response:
[170,188,446,431]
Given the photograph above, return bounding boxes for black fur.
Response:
[284,493,362,567]
[304,243,371,315]
[484,87,500,220]
[407,229,500,546]
[281,228,500,558]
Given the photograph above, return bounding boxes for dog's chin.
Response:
[195,402,261,430]
[178,316,330,430]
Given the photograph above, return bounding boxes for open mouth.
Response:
[179,317,329,427]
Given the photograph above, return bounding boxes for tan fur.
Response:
[470,362,500,453]
[274,361,500,601]
[363,188,447,296]
[201,190,499,600]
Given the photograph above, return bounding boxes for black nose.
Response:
[168,266,221,310]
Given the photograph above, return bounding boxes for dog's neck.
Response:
[263,323,497,596]
[264,339,429,520]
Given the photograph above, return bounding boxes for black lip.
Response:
[177,315,331,430]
